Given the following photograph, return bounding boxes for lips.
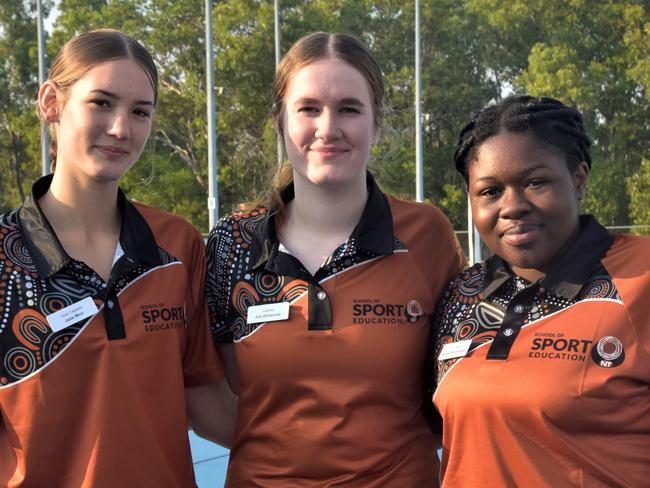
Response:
[95,145,129,158]
[309,146,348,159]
[501,223,541,246]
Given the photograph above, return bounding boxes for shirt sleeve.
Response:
[182,224,226,387]
[205,217,235,343]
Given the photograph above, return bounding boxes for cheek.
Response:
[137,121,153,143]
[469,199,494,228]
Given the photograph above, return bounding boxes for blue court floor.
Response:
[189,431,229,487]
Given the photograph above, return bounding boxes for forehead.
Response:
[285,58,372,103]
[68,58,155,103]
[470,131,568,178]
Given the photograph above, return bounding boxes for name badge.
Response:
[247,302,290,324]
[46,296,99,332]
[438,339,472,361]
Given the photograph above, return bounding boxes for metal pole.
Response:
[205,0,219,228]
[414,0,424,202]
[274,0,283,166]
[473,223,482,264]
[37,0,50,175]
[466,194,482,265]
[467,194,475,265]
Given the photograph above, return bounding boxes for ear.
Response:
[38,81,62,123]
[573,161,590,200]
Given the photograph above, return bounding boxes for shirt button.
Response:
[107,299,115,309]
[316,291,327,301]
[503,328,514,336]
[513,304,524,313]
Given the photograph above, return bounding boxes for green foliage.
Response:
[0,0,46,212]
[628,158,650,229]
[1,0,649,234]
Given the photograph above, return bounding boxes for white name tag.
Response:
[438,339,472,361]
[247,302,290,324]
[46,296,99,332]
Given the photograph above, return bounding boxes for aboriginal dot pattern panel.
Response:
[0,209,178,386]
[206,208,406,342]
[433,260,621,383]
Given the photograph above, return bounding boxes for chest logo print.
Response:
[141,303,185,332]
[352,298,424,325]
[591,335,625,368]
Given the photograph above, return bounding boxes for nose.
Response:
[499,186,531,219]
[108,111,130,140]
[314,109,341,141]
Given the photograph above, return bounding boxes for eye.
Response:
[90,99,110,108]
[133,108,152,118]
[340,106,361,114]
[297,106,319,114]
[526,178,546,188]
[477,187,501,198]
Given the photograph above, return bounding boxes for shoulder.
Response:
[206,206,268,259]
[603,233,650,277]
[386,194,452,228]
[207,207,268,243]
[384,194,463,272]
[0,207,20,230]
[130,201,204,263]
[385,194,455,242]
[445,260,488,296]
[132,201,201,237]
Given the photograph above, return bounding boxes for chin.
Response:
[306,168,364,187]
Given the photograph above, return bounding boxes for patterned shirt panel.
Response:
[206,207,407,343]
[433,258,621,385]
[0,208,178,386]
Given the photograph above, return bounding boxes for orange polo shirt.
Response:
[0,175,224,487]
[207,175,465,486]
[433,216,650,487]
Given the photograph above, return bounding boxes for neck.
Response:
[39,171,121,234]
[285,171,368,236]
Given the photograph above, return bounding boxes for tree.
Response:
[467,0,650,225]
[0,0,47,212]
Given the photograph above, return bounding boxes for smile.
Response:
[310,147,347,155]
[501,224,541,246]
[95,145,129,157]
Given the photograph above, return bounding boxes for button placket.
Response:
[307,283,332,330]
[486,284,538,360]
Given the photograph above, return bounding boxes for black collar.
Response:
[250,172,394,271]
[482,215,613,300]
[18,174,162,278]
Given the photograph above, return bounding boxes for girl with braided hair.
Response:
[432,95,650,487]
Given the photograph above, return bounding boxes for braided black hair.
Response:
[453,95,592,182]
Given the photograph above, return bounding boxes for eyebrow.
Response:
[472,163,553,182]
[293,96,366,107]
[90,89,155,107]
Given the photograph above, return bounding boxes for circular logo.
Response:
[591,336,625,368]
[406,300,424,322]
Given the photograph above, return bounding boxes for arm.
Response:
[186,377,238,448]
[217,343,241,395]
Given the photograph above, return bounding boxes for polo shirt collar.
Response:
[18,174,162,279]
[250,172,394,271]
[482,215,613,300]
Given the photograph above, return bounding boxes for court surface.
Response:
[189,431,229,487]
